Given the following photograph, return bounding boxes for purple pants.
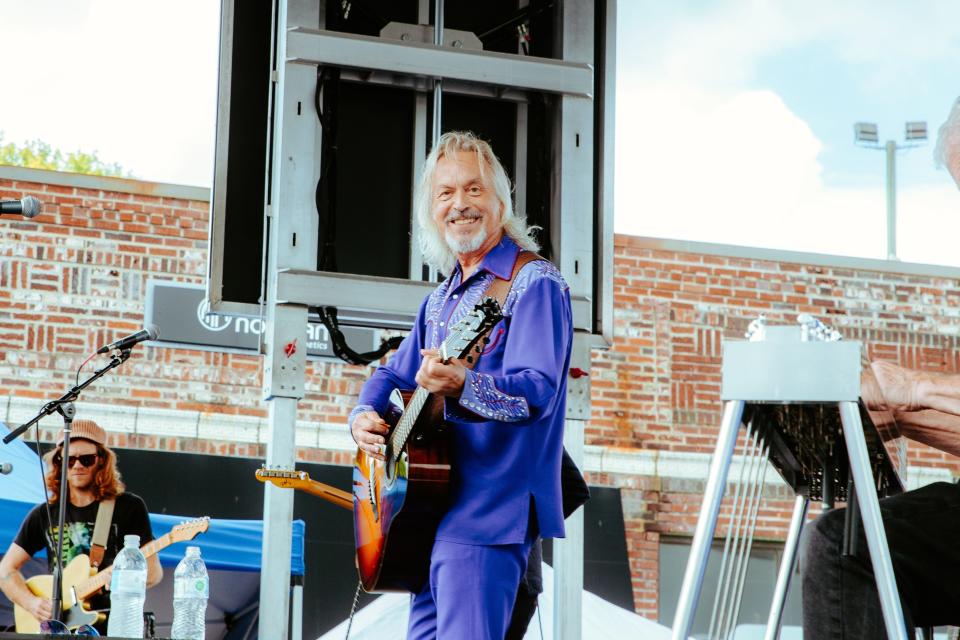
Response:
[407,536,534,640]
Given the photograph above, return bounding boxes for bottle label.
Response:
[175,577,209,599]
[111,569,146,594]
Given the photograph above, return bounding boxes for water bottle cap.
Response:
[186,545,201,556]
[123,534,140,547]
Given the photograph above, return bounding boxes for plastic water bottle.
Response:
[106,534,147,638]
[171,546,208,639]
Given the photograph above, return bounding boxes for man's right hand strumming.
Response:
[351,411,390,462]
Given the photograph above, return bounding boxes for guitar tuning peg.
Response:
[482,337,491,344]
[466,355,474,364]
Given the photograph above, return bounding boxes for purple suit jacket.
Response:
[349,236,573,545]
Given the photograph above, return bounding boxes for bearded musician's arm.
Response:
[872,361,960,456]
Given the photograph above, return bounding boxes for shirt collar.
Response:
[452,235,521,283]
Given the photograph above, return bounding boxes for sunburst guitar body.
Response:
[352,299,502,593]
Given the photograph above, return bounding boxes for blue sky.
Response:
[614,1,960,263]
[1,1,959,264]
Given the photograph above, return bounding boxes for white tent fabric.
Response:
[319,563,674,640]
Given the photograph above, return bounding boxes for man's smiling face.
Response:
[430,150,503,258]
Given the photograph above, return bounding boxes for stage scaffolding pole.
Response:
[259,0,321,637]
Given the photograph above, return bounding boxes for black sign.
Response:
[144,281,379,360]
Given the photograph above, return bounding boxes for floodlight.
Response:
[853,116,929,261]
[854,122,879,144]
[905,121,927,141]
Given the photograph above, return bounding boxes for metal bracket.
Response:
[286,28,594,97]
[565,332,592,420]
[380,22,483,51]
[263,305,308,400]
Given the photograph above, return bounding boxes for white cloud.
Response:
[614,0,960,263]
[0,0,220,186]
[615,88,825,241]
[615,85,960,261]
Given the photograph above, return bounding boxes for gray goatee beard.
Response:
[445,227,488,255]
[444,210,487,255]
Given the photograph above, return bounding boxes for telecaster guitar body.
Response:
[14,555,101,632]
[13,517,209,634]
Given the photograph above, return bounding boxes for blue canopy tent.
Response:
[0,425,305,638]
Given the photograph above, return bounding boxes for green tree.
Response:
[0,132,133,178]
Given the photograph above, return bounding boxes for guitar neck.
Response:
[294,481,353,510]
[76,533,169,600]
[389,386,431,453]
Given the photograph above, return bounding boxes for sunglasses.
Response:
[53,453,99,468]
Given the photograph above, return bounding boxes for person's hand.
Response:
[871,361,924,412]
[352,411,390,462]
[416,349,466,397]
[29,594,52,622]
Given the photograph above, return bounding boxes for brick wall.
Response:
[0,169,368,462]
[3,168,958,622]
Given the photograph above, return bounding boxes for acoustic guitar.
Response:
[14,517,210,634]
[353,299,502,593]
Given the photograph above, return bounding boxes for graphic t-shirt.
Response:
[13,492,153,611]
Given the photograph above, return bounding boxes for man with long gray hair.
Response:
[350,131,573,639]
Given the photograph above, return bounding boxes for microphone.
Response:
[96,325,160,354]
[0,196,42,218]
[0,462,12,475]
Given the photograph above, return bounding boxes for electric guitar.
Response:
[255,467,353,511]
[14,517,210,634]
[353,298,502,593]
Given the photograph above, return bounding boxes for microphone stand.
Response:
[50,401,76,623]
[1,348,132,622]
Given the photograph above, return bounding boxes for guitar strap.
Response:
[89,498,115,568]
[426,251,545,418]
[484,250,545,310]
[464,250,545,371]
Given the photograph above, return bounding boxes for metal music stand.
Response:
[670,318,909,640]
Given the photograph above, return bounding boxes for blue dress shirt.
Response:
[349,235,573,545]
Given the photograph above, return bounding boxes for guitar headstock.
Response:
[255,466,312,488]
[168,517,210,543]
[439,298,504,362]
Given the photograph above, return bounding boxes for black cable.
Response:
[332,0,390,33]
[344,579,362,639]
[476,1,556,47]
[311,306,403,366]
[536,597,543,640]
[32,427,55,565]
[315,66,340,272]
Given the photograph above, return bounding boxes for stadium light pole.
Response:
[854,121,928,260]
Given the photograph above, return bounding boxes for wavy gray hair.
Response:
[414,131,539,274]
